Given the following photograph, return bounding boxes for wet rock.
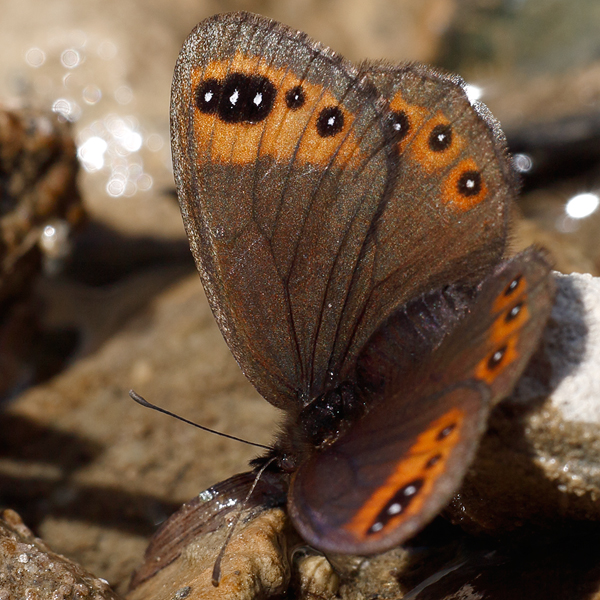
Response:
[0,106,83,302]
[395,536,600,599]
[0,508,121,599]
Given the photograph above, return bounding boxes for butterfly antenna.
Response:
[211,456,278,586]
[129,389,270,450]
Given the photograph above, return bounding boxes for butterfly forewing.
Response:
[172,13,392,407]
[289,249,554,554]
[171,13,517,411]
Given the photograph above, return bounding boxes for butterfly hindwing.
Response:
[288,249,554,554]
[331,65,516,378]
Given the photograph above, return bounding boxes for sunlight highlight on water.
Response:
[24,30,166,198]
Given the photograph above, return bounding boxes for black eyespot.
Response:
[285,85,305,109]
[506,302,524,322]
[488,346,507,370]
[457,170,482,197]
[210,73,276,124]
[367,479,424,535]
[425,454,442,469]
[429,123,453,151]
[387,110,410,142]
[196,78,222,114]
[505,275,522,296]
[437,423,456,441]
[316,106,344,137]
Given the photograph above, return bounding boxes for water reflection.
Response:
[465,83,482,103]
[60,48,81,69]
[513,153,533,173]
[24,30,165,199]
[25,47,46,68]
[565,192,599,219]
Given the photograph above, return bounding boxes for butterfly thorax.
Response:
[297,382,368,449]
[252,381,368,475]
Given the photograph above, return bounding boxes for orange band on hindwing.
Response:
[475,274,531,385]
[343,408,464,541]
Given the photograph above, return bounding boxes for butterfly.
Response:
[133,10,555,587]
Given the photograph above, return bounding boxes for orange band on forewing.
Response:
[190,54,365,167]
[492,274,527,313]
[474,333,520,384]
[388,90,429,154]
[441,158,488,212]
[343,407,464,540]
[407,112,464,172]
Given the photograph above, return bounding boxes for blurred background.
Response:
[1,0,600,593]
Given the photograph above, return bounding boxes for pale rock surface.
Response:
[127,508,290,600]
[0,509,121,599]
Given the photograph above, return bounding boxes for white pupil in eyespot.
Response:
[388,503,401,515]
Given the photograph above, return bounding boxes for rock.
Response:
[128,504,291,600]
[292,552,340,600]
[439,0,600,79]
[0,508,121,599]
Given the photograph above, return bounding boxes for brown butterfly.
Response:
[136,10,555,582]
